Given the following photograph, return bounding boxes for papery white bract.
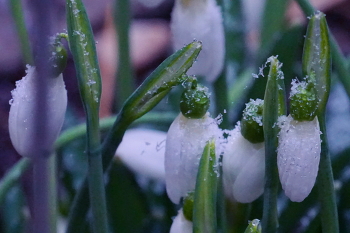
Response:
[165,113,223,204]
[223,124,265,203]
[9,65,67,158]
[169,208,192,233]
[116,128,166,181]
[277,115,321,202]
[171,0,225,83]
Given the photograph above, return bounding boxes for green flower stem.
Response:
[296,0,350,99]
[9,0,34,65]
[113,0,134,110]
[193,139,218,233]
[259,0,289,54]
[0,158,30,206]
[214,74,230,129]
[262,57,286,233]
[66,0,107,231]
[316,114,339,233]
[55,112,176,149]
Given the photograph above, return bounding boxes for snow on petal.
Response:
[9,65,67,158]
[223,124,265,203]
[116,128,166,181]
[171,0,225,83]
[165,113,223,204]
[169,209,192,233]
[277,115,321,202]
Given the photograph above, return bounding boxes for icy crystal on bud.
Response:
[277,115,321,202]
[9,65,67,158]
[165,113,223,204]
[223,124,265,203]
[171,0,225,83]
[170,208,192,233]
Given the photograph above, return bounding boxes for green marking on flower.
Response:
[183,191,194,221]
[180,83,210,119]
[241,99,264,143]
[290,73,318,121]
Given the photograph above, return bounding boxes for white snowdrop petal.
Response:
[171,0,225,83]
[165,113,223,204]
[277,115,321,202]
[116,128,166,181]
[170,209,192,233]
[223,125,265,203]
[9,66,67,158]
[232,145,265,203]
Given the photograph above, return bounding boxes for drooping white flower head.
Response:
[223,124,265,203]
[169,208,192,233]
[116,128,166,181]
[9,65,67,158]
[277,115,321,202]
[171,0,225,83]
[165,112,223,204]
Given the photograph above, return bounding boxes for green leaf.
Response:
[122,41,202,121]
[302,11,331,115]
[106,160,148,233]
[193,139,218,233]
[262,56,286,233]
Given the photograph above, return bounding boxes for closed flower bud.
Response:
[277,115,321,202]
[171,0,225,83]
[165,112,223,204]
[170,208,192,233]
[223,124,265,203]
[9,65,67,158]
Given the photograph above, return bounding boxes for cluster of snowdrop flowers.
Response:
[277,76,322,202]
[223,99,265,203]
[171,0,225,83]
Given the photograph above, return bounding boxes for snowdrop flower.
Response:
[171,0,225,83]
[116,128,167,181]
[165,112,222,203]
[9,65,67,158]
[223,99,265,203]
[277,78,321,202]
[165,83,223,204]
[169,208,192,233]
[223,124,265,203]
[277,115,321,202]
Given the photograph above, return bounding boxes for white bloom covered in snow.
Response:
[116,128,166,181]
[277,115,321,202]
[171,0,225,83]
[165,112,223,204]
[9,65,67,158]
[169,208,192,233]
[223,124,265,203]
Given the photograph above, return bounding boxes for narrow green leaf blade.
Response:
[262,56,286,233]
[302,11,331,114]
[193,139,218,233]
